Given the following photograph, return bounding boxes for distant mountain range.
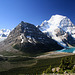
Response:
[0,14,75,55]
[0,29,11,41]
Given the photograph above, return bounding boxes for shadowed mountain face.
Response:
[2,21,63,55]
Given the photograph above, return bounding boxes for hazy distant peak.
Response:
[0,29,11,42]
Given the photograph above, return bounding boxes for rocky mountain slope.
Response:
[38,15,75,47]
[0,21,63,55]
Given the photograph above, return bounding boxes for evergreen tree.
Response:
[69,57,73,69]
[59,58,65,70]
[59,68,64,74]
[64,57,70,69]
[42,71,46,74]
[54,67,56,73]
[72,66,75,73]
[59,57,73,70]
[46,65,52,73]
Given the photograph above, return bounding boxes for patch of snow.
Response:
[19,24,21,26]
[72,35,75,39]
[0,37,7,42]
[26,36,31,39]
[72,30,75,34]
[32,38,37,43]
[28,39,32,43]
[38,14,75,47]
[42,31,47,33]
[21,39,24,43]
[52,36,67,47]
[73,50,75,53]
[20,34,24,43]
[0,29,11,42]
[27,37,37,43]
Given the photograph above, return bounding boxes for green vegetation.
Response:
[59,68,64,73]
[0,56,62,75]
[0,55,75,75]
[58,57,74,74]
[45,65,52,73]
[54,67,57,73]
[72,66,75,73]
[59,57,73,70]
[8,57,33,62]
[0,51,25,56]
[42,57,74,74]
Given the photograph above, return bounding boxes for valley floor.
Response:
[0,51,75,75]
[36,51,74,59]
[42,73,75,75]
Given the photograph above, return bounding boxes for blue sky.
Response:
[0,0,75,29]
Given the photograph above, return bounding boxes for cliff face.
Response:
[3,21,63,55]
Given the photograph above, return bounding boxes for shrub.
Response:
[54,67,57,73]
[46,65,52,73]
[59,57,74,70]
[59,68,64,74]
[72,66,75,73]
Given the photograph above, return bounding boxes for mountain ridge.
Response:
[0,14,75,54]
[0,21,63,56]
[38,14,75,47]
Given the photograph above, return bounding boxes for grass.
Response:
[0,54,75,75]
[8,57,33,62]
[0,51,20,56]
[0,56,36,73]
[42,73,75,75]
[0,50,31,57]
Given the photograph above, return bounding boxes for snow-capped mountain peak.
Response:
[38,14,75,47]
[39,14,74,32]
[0,29,10,36]
[48,14,66,25]
[0,29,11,42]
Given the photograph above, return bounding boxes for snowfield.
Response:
[0,29,11,42]
[38,14,75,47]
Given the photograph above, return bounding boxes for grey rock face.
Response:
[5,21,55,44]
[62,33,75,46]
[3,21,63,54]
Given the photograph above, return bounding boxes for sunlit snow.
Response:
[38,14,75,47]
[0,29,11,42]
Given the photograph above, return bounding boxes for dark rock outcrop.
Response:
[3,21,63,55]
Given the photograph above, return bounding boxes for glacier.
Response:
[38,14,75,47]
[0,14,75,47]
